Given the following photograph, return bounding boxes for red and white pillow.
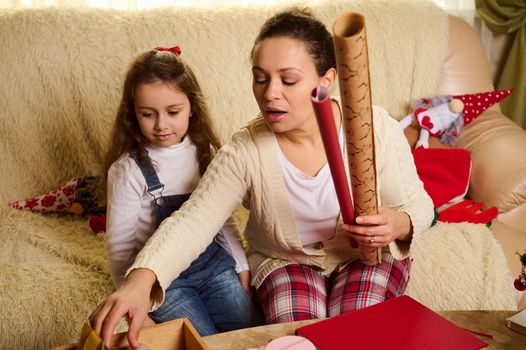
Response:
[9,177,107,233]
[9,177,79,213]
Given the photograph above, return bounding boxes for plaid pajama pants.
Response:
[256,251,411,324]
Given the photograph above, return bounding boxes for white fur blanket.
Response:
[406,222,517,310]
[0,1,516,349]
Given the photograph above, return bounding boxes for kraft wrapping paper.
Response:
[333,13,381,265]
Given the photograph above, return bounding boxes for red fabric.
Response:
[454,88,513,125]
[411,148,471,209]
[411,148,497,225]
[89,215,106,233]
[154,46,182,55]
[438,200,498,224]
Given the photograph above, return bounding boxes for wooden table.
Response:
[202,310,526,349]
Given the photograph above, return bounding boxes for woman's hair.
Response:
[250,7,336,76]
[98,49,221,201]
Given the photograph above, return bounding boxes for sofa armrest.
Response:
[436,15,526,214]
[457,106,526,213]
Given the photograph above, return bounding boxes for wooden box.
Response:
[52,318,209,350]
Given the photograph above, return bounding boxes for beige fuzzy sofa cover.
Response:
[0,1,524,349]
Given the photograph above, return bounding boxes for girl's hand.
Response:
[238,270,252,297]
[89,268,157,350]
[340,207,412,247]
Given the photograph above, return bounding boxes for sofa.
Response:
[0,1,524,349]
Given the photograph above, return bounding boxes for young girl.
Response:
[100,46,260,336]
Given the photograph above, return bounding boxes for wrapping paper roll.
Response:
[311,86,357,248]
[333,13,381,265]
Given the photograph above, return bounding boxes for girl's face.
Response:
[134,80,192,148]
[251,37,325,134]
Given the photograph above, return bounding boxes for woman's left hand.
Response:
[340,207,412,247]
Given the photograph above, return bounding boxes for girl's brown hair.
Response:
[98,49,221,201]
[251,7,336,77]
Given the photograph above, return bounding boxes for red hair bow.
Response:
[154,46,182,55]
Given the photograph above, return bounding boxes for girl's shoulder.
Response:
[110,152,136,168]
[108,152,141,181]
[107,153,146,195]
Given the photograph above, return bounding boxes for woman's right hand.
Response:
[89,268,158,350]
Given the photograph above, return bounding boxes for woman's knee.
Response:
[327,254,411,316]
[256,264,327,324]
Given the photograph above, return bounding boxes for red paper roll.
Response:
[311,86,357,248]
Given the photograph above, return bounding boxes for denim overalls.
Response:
[131,150,260,336]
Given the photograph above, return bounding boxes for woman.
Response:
[90,8,434,349]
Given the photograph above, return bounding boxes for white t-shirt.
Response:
[106,136,248,287]
[277,126,344,247]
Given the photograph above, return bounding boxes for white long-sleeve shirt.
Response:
[106,136,248,287]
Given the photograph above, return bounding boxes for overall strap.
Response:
[130,149,164,194]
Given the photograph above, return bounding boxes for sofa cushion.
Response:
[0,1,448,204]
[0,209,114,349]
[405,222,517,311]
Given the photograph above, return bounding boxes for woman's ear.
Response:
[319,68,337,90]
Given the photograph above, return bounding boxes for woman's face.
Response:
[251,37,323,134]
